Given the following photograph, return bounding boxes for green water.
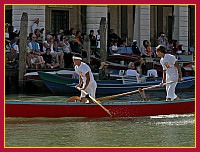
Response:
[5,115,195,147]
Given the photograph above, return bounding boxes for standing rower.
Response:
[72,53,97,103]
[156,45,182,101]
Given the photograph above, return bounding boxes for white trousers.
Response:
[166,82,177,100]
[81,81,97,98]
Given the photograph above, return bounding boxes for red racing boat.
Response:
[5,98,195,118]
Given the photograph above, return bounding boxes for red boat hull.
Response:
[5,99,195,118]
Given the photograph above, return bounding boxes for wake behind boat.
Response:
[5,98,195,118]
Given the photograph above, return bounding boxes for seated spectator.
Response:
[99,62,111,80]
[146,44,154,57]
[28,34,41,54]
[42,48,59,69]
[11,37,20,54]
[141,43,154,58]
[75,30,82,44]
[6,47,19,69]
[125,62,140,77]
[43,34,54,52]
[57,29,64,44]
[132,40,141,56]
[43,35,64,68]
[120,39,127,48]
[30,52,45,69]
[55,45,64,68]
[140,40,149,57]
[111,41,119,54]
[27,34,44,68]
[34,29,44,51]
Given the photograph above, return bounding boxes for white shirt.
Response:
[75,62,95,85]
[160,54,178,82]
[112,45,118,51]
[126,69,139,77]
[13,44,19,53]
[32,23,40,33]
[5,32,9,38]
[111,45,118,54]
[63,42,71,53]
[43,40,54,53]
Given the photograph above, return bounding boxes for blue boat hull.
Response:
[38,72,194,96]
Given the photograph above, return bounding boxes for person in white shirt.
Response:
[32,18,44,34]
[11,37,20,54]
[126,62,140,77]
[111,41,119,54]
[156,45,182,101]
[73,53,97,103]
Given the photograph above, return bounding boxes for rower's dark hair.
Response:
[73,53,82,58]
[156,45,166,54]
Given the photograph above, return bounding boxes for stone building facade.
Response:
[5,5,195,50]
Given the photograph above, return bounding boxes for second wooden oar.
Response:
[97,82,173,101]
[76,87,112,117]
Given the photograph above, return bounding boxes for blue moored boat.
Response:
[38,72,194,96]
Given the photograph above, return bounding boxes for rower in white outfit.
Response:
[72,53,97,103]
[156,45,183,101]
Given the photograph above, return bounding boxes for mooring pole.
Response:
[99,17,107,62]
[84,35,91,64]
[18,12,28,89]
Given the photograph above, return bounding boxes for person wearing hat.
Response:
[156,45,182,101]
[73,53,97,103]
[99,62,111,80]
[132,40,141,56]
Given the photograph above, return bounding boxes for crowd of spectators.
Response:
[5,18,191,71]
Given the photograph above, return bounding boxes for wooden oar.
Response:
[76,87,112,117]
[97,81,174,101]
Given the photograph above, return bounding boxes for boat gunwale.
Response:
[6,98,195,106]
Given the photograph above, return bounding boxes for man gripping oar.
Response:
[68,53,97,103]
[156,45,182,101]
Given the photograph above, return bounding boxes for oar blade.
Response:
[66,96,80,102]
[76,87,112,117]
